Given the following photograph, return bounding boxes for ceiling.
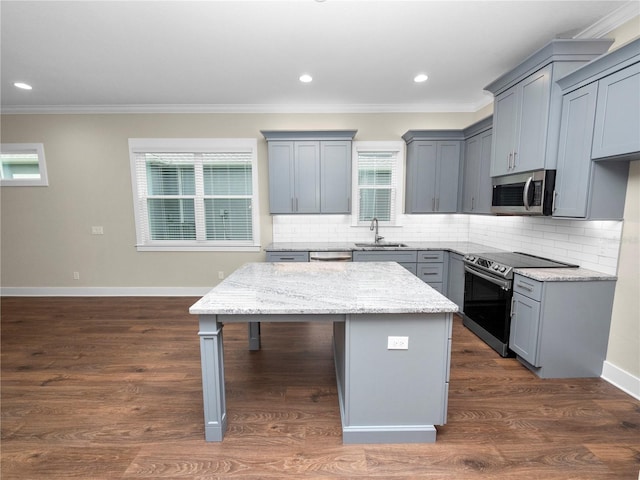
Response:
[1,0,636,114]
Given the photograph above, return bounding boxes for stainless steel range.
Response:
[462,252,578,356]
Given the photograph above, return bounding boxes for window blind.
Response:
[133,150,253,244]
[357,151,397,223]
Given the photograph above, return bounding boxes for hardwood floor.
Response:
[1,297,638,479]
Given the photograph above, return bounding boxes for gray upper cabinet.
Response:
[553,38,638,219]
[462,117,493,214]
[320,141,352,213]
[262,130,357,214]
[491,65,551,176]
[402,131,464,213]
[591,62,640,159]
[485,39,613,178]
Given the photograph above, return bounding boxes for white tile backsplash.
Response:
[272,214,623,275]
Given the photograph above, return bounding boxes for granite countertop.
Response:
[190,261,458,316]
[266,241,501,256]
[514,267,616,282]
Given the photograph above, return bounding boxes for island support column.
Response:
[198,314,227,441]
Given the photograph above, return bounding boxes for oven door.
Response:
[462,265,513,357]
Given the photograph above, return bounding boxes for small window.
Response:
[129,138,260,252]
[353,141,404,226]
[0,143,48,186]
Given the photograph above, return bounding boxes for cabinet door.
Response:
[462,135,481,213]
[553,83,598,218]
[294,142,321,213]
[592,63,640,159]
[435,141,461,212]
[268,142,295,213]
[320,141,351,213]
[475,130,493,213]
[491,87,519,177]
[509,292,542,366]
[406,142,437,213]
[515,65,551,173]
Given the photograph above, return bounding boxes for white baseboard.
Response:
[0,287,211,297]
[601,361,640,401]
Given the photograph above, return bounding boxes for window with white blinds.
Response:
[129,139,259,251]
[353,142,403,226]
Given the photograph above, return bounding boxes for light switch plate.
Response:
[388,336,409,350]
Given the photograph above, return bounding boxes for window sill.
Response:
[136,244,262,252]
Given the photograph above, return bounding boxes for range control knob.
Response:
[499,266,507,273]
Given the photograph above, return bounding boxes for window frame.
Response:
[0,143,49,187]
[351,141,405,227]
[129,138,260,252]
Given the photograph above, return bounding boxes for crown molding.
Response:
[0,100,492,115]
[574,1,640,39]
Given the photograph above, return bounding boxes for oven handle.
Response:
[464,265,512,291]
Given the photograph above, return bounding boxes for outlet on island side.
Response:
[387,336,409,350]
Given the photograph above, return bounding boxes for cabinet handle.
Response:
[510,297,516,317]
[280,257,296,261]
[516,282,534,292]
[513,151,517,169]
[471,197,475,211]
[508,152,513,169]
[552,190,558,213]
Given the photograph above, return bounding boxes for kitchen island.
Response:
[190,261,458,444]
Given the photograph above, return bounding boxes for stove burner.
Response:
[463,251,578,280]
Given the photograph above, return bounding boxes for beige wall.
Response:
[0,112,477,290]
[603,14,640,383]
[608,161,640,378]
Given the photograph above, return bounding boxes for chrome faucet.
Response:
[370,217,384,244]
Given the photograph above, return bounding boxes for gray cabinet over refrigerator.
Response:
[553,38,639,220]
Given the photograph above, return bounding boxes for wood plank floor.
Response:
[1,297,638,479]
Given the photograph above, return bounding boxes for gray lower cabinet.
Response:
[352,250,417,275]
[462,120,493,214]
[417,251,447,294]
[262,130,356,214]
[509,274,615,378]
[402,132,463,213]
[446,253,464,312]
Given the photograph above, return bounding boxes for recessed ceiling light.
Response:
[414,74,429,83]
[299,74,313,83]
[14,82,33,90]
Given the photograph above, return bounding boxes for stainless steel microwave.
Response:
[491,170,556,215]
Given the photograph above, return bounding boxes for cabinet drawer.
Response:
[265,251,309,262]
[418,250,444,263]
[417,264,444,283]
[513,276,543,301]
[353,250,418,263]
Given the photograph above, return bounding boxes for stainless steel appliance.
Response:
[463,251,577,356]
[491,169,556,215]
[309,251,352,262]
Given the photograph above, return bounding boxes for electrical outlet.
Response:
[73,271,80,280]
[91,226,104,235]
[218,271,224,279]
[388,336,409,350]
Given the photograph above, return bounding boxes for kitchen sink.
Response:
[354,242,408,248]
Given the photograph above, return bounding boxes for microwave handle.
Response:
[523,176,533,211]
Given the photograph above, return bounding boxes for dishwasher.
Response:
[309,251,352,262]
